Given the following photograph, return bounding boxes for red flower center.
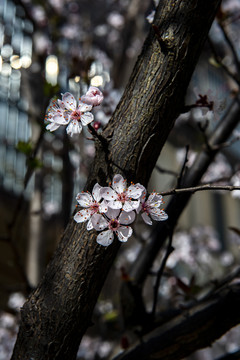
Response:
[109,219,120,231]
[71,110,81,121]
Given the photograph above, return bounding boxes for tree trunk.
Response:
[11,1,221,359]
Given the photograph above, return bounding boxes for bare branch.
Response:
[115,283,240,360]
[160,183,240,196]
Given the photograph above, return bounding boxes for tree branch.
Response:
[115,283,240,360]
[160,184,240,196]
[128,94,240,287]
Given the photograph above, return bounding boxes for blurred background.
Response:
[1,0,240,359]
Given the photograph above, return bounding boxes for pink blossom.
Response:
[91,208,135,246]
[46,92,94,136]
[137,187,168,225]
[81,87,104,107]
[100,174,143,212]
[74,184,108,230]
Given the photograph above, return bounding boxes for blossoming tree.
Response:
[11,0,240,359]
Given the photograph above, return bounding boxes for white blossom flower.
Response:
[74,183,108,230]
[81,86,104,107]
[137,187,168,225]
[100,174,143,212]
[91,208,135,246]
[46,92,94,136]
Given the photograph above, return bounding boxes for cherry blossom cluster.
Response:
[45,86,104,137]
[74,174,168,246]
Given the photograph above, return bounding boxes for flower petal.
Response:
[66,121,82,136]
[108,200,122,210]
[92,183,102,202]
[112,174,125,194]
[87,218,93,230]
[150,208,168,221]
[91,214,108,231]
[99,200,108,213]
[127,183,144,199]
[74,209,91,223]
[139,186,147,203]
[52,114,69,125]
[105,208,120,219]
[147,193,163,207]
[123,199,139,212]
[141,212,152,225]
[76,192,93,208]
[78,102,92,112]
[116,226,132,242]
[46,123,60,132]
[97,230,114,246]
[119,210,135,225]
[100,187,117,201]
[80,112,94,126]
[62,92,76,111]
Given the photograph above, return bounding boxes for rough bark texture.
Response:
[11,1,222,359]
[114,283,240,360]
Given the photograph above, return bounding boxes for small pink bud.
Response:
[93,121,101,130]
[81,86,104,106]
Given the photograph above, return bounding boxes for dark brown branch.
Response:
[115,283,240,360]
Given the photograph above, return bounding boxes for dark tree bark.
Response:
[114,283,240,360]
[11,1,222,359]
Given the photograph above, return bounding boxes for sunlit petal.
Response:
[97,230,114,246]
[74,209,91,223]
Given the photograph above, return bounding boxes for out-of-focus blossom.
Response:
[31,5,47,26]
[137,187,168,225]
[45,92,94,136]
[146,10,156,24]
[193,88,226,121]
[202,153,232,183]
[33,33,52,55]
[100,174,143,212]
[81,86,104,107]
[107,12,125,30]
[74,184,108,230]
[222,0,240,14]
[91,208,135,246]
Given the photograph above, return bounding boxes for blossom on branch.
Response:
[81,86,104,107]
[137,187,168,225]
[73,174,168,246]
[74,183,108,230]
[100,174,143,212]
[46,92,94,136]
[91,208,135,246]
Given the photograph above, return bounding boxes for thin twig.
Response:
[151,232,174,317]
[160,184,240,196]
[177,145,189,188]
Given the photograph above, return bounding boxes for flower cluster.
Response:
[45,86,104,137]
[74,174,168,246]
